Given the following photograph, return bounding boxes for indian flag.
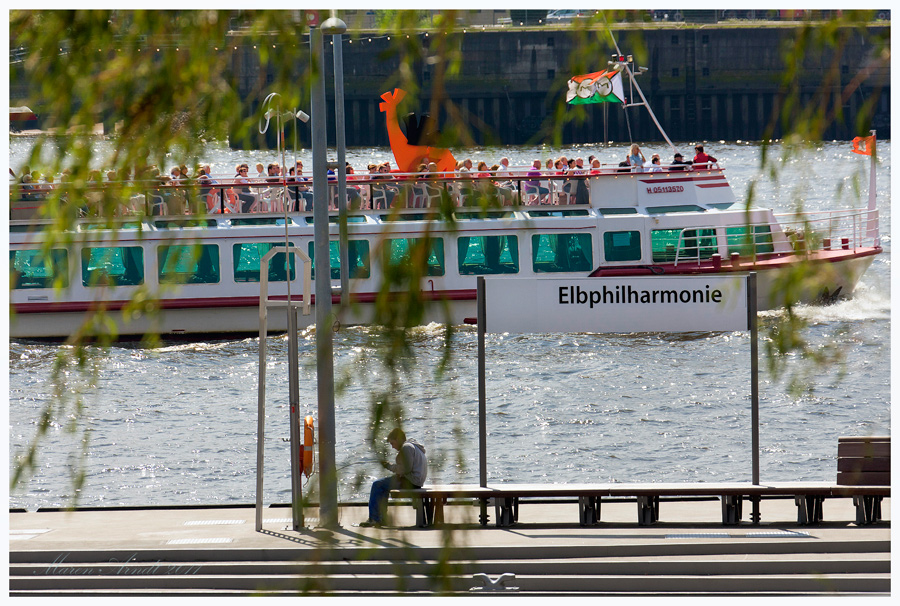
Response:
[566,70,625,105]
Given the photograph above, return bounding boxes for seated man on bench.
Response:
[360,428,427,528]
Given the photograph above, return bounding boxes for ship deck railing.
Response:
[665,207,880,266]
[8,163,716,220]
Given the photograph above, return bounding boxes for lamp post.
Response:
[321,14,350,307]
[309,20,339,530]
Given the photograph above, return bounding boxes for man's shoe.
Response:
[359,519,381,528]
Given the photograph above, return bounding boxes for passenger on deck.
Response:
[647,154,663,172]
[359,428,427,528]
[496,157,512,178]
[626,144,646,172]
[234,163,255,212]
[255,163,265,179]
[266,163,281,183]
[590,158,602,174]
[693,145,717,167]
[671,152,692,171]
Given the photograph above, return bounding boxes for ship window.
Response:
[457,235,519,275]
[10,249,69,289]
[646,205,706,214]
[82,246,144,287]
[603,230,642,262]
[157,244,220,284]
[651,228,718,262]
[385,237,445,277]
[233,242,298,282]
[527,209,590,217]
[532,233,593,273]
[230,218,295,226]
[708,202,735,210]
[598,207,638,216]
[726,225,774,255]
[307,240,371,280]
[304,215,368,224]
[154,219,217,229]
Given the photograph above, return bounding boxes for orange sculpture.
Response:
[379,88,456,173]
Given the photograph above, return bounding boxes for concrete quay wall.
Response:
[230,24,890,147]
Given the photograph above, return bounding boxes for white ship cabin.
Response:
[10,163,873,308]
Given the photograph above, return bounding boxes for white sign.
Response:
[484,275,749,334]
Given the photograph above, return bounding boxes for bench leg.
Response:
[721,495,742,525]
[494,497,517,527]
[853,495,883,525]
[637,496,659,526]
[433,497,445,526]
[579,496,600,526]
[795,495,824,525]
[412,496,428,528]
[479,498,490,526]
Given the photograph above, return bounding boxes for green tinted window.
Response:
[531,233,593,273]
[307,240,371,279]
[158,244,220,284]
[82,247,144,287]
[457,235,519,275]
[385,238,445,276]
[646,205,706,214]
[233,242,297,282]
[603,230,642,262]
[726,225,774,256]
[651,229,718,262]
[10,249,69,289]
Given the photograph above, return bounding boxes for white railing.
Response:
[670,206,879,266]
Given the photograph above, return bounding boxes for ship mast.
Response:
[607,31,677,153]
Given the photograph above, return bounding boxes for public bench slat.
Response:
[837,457,890,473]
[837,441,891,458]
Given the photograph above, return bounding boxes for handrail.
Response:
[670,206,879,266]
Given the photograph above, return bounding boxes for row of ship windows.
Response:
[11,227,772,289]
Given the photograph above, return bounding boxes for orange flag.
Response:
[851,135,875,156]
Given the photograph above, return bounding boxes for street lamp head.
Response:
[320,17,347,35]
[296,110,310,123]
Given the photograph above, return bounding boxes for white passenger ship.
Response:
[9,160,881,339]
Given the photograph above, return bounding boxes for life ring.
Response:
[301,415,315,477]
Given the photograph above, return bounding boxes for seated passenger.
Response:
[692,145,717,167]
[671,152,692,171]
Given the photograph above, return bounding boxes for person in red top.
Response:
[693,145,717,166]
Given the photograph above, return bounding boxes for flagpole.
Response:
[604,28,676,154]
[866,130,878,245]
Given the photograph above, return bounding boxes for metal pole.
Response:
[748,271,760,524]
[287,306,303,530]
[255,278,269,532]
[477,276,487,488]
[333,32,350,307]
[310,24,339,529]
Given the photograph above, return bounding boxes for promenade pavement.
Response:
[10,495,890,556]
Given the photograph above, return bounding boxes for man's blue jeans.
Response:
[369,476,418,523]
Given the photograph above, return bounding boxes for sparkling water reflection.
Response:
[8,141,891,509]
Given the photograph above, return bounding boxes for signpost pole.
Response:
[748,272,761,524]
[477,276,487,488]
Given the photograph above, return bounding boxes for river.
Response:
[8,139,892,510]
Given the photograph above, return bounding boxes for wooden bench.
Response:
[837,436,890,525]
[394,476,890,528]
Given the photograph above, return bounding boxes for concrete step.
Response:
[10,552,891,578]
[9,572,891,594]
[10,536,891,564]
